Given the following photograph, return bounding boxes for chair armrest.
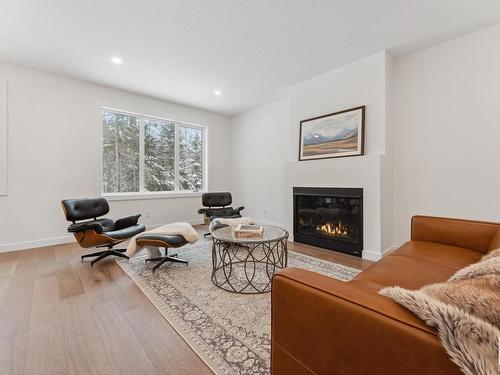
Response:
[271,268,460,375]
[198,208,209,215]
[411,215,498,253]
[113,214,141,231]
[232,206,244,215]
[67,221,103,233]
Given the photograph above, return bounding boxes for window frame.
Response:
[100,107,208,200]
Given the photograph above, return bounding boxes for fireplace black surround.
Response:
[293,187,363,257]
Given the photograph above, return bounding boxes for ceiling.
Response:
[1,0,500,116]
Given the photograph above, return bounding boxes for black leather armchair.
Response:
[61,197,145,266]
[198,192,244,220]
[198,192,244,236]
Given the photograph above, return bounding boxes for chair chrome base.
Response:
[145,249,188,273]
[81,248,129,266]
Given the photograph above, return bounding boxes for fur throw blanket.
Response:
[380,249,500,375]
[209,217,255,233]
[126,222,199,256]
[211,216,255,226]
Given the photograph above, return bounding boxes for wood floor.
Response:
[0,227,372,375]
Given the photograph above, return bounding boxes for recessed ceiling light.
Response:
[111,57,123,65]
[213,89,222,96]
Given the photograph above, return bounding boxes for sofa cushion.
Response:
[380,249,500,375]
[411,216,498,254]
[395,241,483,270]
[354,255,460,289]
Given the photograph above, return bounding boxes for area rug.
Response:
[117,238,359,375]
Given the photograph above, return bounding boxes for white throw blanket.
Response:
[212,216,254,226]
[126,222,199,257]
[209,216,255,232]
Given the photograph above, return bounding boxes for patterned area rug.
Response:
[117,238,359,375]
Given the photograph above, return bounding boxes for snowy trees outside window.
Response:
[144,119,175,191]
[102,109,205,194]
[179,126,203,191]
[102,111,140,193]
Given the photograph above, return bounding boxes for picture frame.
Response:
[299,105,365,161]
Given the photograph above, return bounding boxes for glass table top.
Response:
[211,225,288,243]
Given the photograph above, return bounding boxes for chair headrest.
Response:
[202,192,232,207]
[61,197,110,221]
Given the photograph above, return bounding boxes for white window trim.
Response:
[103,191,203,201]
[100,107,208,200]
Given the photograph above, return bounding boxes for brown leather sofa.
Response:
[271,216,500,375]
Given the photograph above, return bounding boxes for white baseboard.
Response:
[362,245,397,261]
[0,235,75,253]
[0,218,206,254]
[381,245,398,257]
[361,250,381,261]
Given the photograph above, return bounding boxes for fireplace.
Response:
[293,187,363,257]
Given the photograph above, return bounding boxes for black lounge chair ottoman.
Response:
[136,234,190,273]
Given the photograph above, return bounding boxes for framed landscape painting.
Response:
[299,105,365,161]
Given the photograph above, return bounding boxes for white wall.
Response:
[231,98,290,225]
[0,81,6,195]
[284,156,384,260]
[232,24,500,257]
[380,56,394,252]
[0,62,231,251]
[231,52,393,260]
[392,23,500,245]
[4,23,500,255]
[287,52,389,159]
[286,52,392,260]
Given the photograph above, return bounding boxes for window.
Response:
[102,109,205,196]
[144,118,175,192]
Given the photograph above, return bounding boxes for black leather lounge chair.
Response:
[61,197,145,266]
[197,192,244,237]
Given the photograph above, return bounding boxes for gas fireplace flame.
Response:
[317,221,349,236]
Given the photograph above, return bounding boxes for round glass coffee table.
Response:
[211,225,289,294]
